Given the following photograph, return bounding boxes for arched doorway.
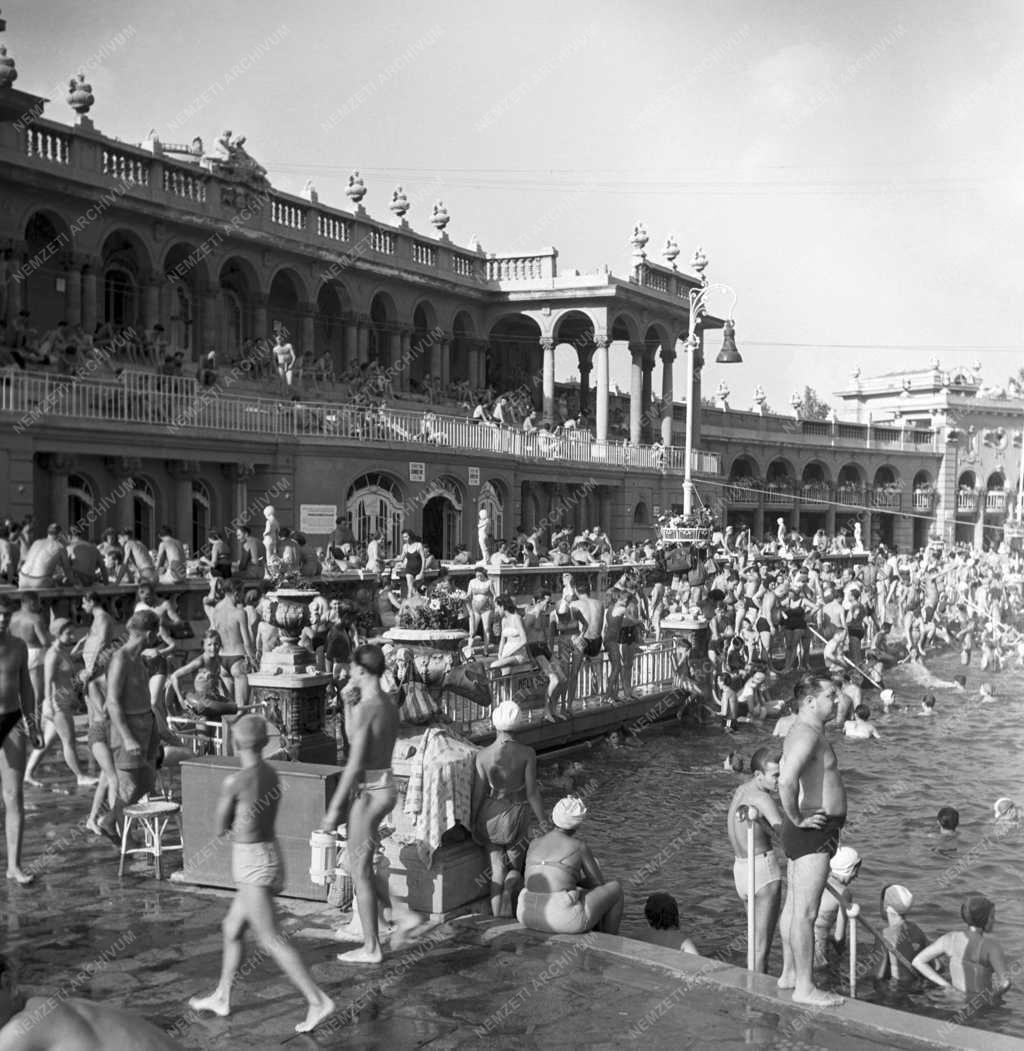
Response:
[421,477,463,560]
[346,473,404,556]
[67,472,95,536]
[132,476,157,548]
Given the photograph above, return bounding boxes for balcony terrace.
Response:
[0,369,720,476]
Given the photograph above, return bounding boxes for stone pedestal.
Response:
[248,671,337,764]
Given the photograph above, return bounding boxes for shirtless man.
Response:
[523,591,566,722]
[235,525,265,581]
[17,525,71,589]
[0,598,44,884]
[65,526,105,586]
[0,953,183,1050]
[567,580,604,707]
[9,595,49,716]
[273,332,296,386]
[105,611,162,824]
[155,526,187,584]
[74,593,120,835]
[727,746,784,972]
[115,529,156,585]
[777,674,847,1007]
[204,580,255,706]
[322,643,417,963]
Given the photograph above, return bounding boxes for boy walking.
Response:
[188,715,334,1033]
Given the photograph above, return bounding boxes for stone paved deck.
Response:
[2,781,1018,1049]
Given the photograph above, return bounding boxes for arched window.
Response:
[478,481,504,548]
[633,501,649,526]
[171,283,193,355]
[346,473,404,556]
[67,473,95,536]
[221,288,244,357]
[132,477,156,548]
[423,477,464,560]
[191,480,211,554]
[104,267,137,327]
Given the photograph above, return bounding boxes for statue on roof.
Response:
[211,129,268,187]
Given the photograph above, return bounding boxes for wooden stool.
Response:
[118,800,183,879]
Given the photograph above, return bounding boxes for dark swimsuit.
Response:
[781,814,846,860]
[404,551,423,576]
[619,626,639,645]
[0,710,24,747]
[528,641,552,660]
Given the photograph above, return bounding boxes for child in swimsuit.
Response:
[875,884,928,983]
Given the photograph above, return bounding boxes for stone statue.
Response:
[753,385,767,414]
[853,521,864,553]
[214,129,267,182]
[263,505,280,563]
[777,517,786,547]
[477,506,491,564]
[714,381,730,410]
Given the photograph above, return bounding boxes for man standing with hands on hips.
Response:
[776,674,848,1007]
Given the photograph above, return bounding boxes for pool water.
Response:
[537,647,1024,1039]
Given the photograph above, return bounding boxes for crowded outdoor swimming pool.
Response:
[541,648,1024,1038]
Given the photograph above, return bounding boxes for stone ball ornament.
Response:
[66,72,94,115]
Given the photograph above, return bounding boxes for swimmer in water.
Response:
[842,704,880,740]
[813,846,861,965]
[913,894,1012,998]
[977,683,996,704]
[993,797,1020,827]
[636,892,699,955]
[936,807,959,835]
[918,694,936,717]
[875,884,929,983]
[724,752,744,773]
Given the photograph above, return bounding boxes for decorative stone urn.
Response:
[390,185,409,220]
[0,45,17,90]
[430,200,450,232]
[263,587,317,673]
[663,235,680,267]
[630,221,649,258]
[66,73,94,115]
[346,170,366,205]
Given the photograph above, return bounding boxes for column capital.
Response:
[539,336,555,352]
[660,347,677,364]
[592,333,609,349]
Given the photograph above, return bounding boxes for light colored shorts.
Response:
[232,839,285,893]
[733,851,783,901]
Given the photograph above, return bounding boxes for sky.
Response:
[7,0,1023,413]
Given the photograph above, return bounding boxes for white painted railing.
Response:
[0,370,719,474]
[317,213,350,241]
[985,490,1007,513]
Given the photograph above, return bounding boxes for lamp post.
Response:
[682,248,742,517]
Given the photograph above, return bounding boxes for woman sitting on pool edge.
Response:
[517,796,623,935]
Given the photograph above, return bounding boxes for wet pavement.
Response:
[2,770,1019,1049]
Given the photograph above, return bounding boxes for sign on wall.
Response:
[468,467,480,486]
[299,504,337,535]
[409,462,426,482]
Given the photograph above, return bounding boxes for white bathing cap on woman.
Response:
[552,796,588,830]
[491,701,523,733]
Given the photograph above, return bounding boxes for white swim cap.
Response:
[880,688,894,704]
[552,796,588,830]
[491,700,523,733]
[883,884,914,915]
[829,845,861,880]
[994,797,1016,819]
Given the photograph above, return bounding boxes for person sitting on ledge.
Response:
[517,795,623,935]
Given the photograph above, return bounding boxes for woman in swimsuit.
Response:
[398,531,425,598]
[25,619,97,789]
[491,595,529,670]
[466,567,495,656]
[470,701,547,917]
[913,894,1011,998]
[134,584,181,717]
[517,796,623,935]
[523,591,566,722]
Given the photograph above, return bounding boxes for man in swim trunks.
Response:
[727,745,784,971]
[65,525,106,586]
[0,597,44,885]
[777,673,847,1007]
[17,523,71,589]
[105,611,162,824]
[0,953,184,1049]
[188,715,334,1034]
[204,579,255,706]
[8,594,49,716]
[322,643,417,963]
[567,580,604,707]
[155,525,187,584]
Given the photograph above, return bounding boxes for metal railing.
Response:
[441,639,678,734]
[985,490,1007,513]
[0,369,720,474]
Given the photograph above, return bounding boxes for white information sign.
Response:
[299,504,337,535]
